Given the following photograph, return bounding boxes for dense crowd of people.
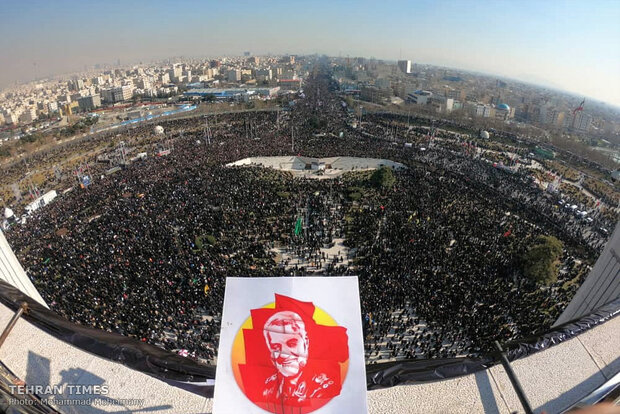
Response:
[5,69,614,365]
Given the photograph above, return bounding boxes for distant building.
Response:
[280,69,296,79]
[471,103,492,117]
[57,93,72,103]
[255,69,272,82]
[101,86,133,103]
[60,101,79,116]
[254,87,280,97]
[172,64,182,79]
[19,107,37,124]
[240,69,253,82]
[4,112,18,125]
[47,101,58,113]
[572,111,592,132]
[375,78,391,89]
[138,79,151,90]
[68,79,84,91]
[406,90,432,105]
[70,93,83,102]
[552,111,565,127]
[494,103,511,120]
[444,88,465,101]
[360,86,390,103]
[430,95,454,113]
[539,106,563,126]
[77,94,102,111]
[183,87,279,100]
[397,60,412,74]
[228,69,242,82]
[278,78,303,91]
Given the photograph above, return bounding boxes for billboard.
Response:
[213,276,367,414]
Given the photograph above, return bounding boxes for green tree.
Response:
[370,167,396,189]
[522,235,563,285]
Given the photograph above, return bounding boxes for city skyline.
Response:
[1,0,619,106]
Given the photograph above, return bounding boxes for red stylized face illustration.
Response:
[233,294,349,414]
[264,311,309,378]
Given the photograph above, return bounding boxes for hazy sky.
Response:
[1,0,619,105]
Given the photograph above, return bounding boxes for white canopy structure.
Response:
[0,228,48,308]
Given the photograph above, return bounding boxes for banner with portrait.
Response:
[213,276,367,414]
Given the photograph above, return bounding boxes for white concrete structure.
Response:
[25,190,57,214]
[0,229,47,308]
[0,300,616,413]
[227,156,405,178]
[555,223,620,325]
[407,90,432,105]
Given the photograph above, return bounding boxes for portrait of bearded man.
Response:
[238,294,349,414]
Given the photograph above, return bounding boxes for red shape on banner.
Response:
[238,294,349,413]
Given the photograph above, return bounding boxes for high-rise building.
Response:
[77,94,102,111]
[444,88,465,101]
[101,86,133,103]
[471,103,492,117]
[47,101,58,113]
[3,111,18,125]
[138,79,151,90]
[255,69,272,81]
[397,60,412,74]
[19,107,37,124]
[552,111,565,127]
[572,112,592,132]
[540,106,564,127]
[228,69,242,82]
[168,64,182,82]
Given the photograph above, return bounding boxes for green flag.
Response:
[294,217,303,236]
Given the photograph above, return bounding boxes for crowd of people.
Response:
[4,68,614,365]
